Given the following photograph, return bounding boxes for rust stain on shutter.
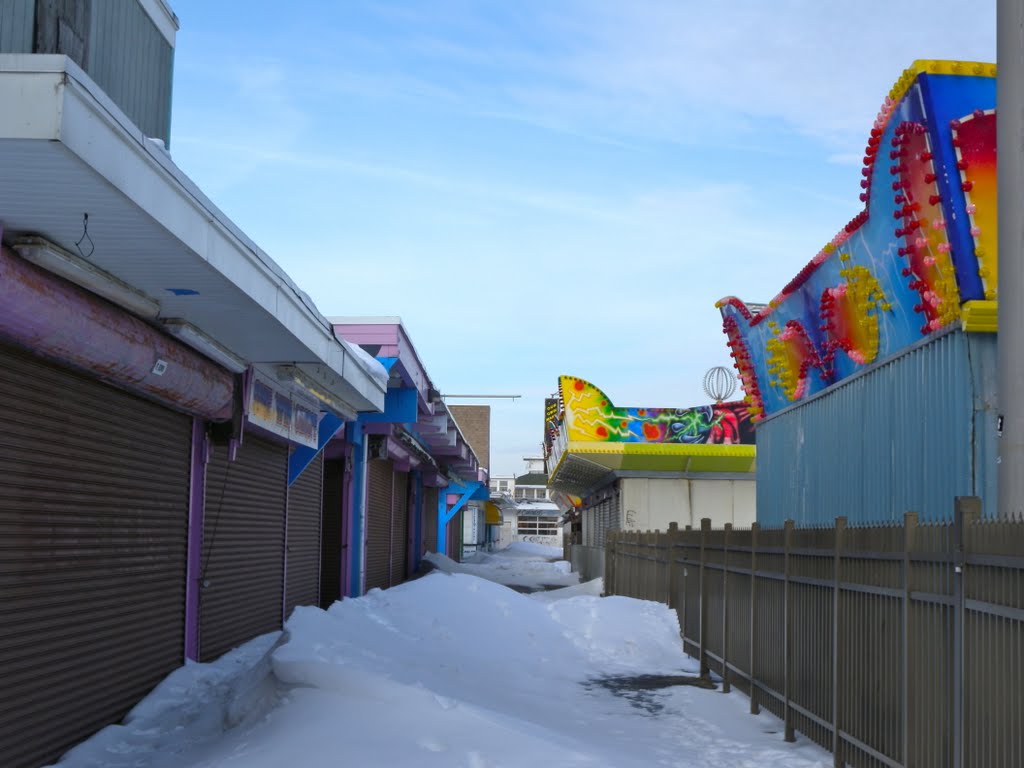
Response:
[200,435,287,662]
[0,343,190,768]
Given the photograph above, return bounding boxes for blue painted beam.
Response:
[437,480,483,556]
[348,423,367,596]
[360,387,418,424]
[287,413,345,486]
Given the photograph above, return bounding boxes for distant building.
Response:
[489,458,560,548]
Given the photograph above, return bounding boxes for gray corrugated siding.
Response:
[390,471,409,585]
[756,329,998,526]
[200,436,287,662]
[0,0,36,51]
[0,343,190,768]
[319,458,343,608]
[365,459,392,591]
[284,453,323,619]
[87,0,173,143]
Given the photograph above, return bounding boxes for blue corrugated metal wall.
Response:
[756,329,997,527]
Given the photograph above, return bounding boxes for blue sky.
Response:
[165,1,995,477]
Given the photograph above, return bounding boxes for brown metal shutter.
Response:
[320,459,344,608]
[200,435,287,662]
[424,486,439,554]
[451,509,464,562]
[0,343,191,768]
[365,458,393,591]
[390,471,410,585]
[285,452,323,619]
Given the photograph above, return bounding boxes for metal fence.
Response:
[605,498,1024,768]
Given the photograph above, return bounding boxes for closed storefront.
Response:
[285,453,323,619]
[424,486,439,554]
[390,471,410,585]
[320,458,345,608]
[0,343,192,768]
[448,509,464,562]
[199,435,287,663]
[365,458,393,591]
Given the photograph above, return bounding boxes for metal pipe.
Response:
[0,244,234,421]
[998,0,1024,517]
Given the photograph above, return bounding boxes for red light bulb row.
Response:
[723,316,763,419]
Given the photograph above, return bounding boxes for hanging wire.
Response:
[75,213,95,260]
[200,448,233,588]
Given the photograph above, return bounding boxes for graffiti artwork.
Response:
[717,60,997,419]
[558,375,755,446]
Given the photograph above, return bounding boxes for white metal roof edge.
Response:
[0,55,385,411]
[327,316,403,325]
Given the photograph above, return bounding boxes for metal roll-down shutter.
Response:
[285,452,324,619]
[390,471,410,586]
[320,458,345,608]
[365,458,393,591]
[200,435,287,662]
[424,486,439,554]
[0,343,191,768]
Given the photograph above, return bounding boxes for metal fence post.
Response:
[667,522,680,611]
[902,511,918,768]
[832,516,847,767]
[952,496,980,768]
[750,521,760,715]
[784,518,796,743]
[699,517,711,678]
[647,532,655,606]
[606,533,616,596]
[643,532,651,606]
[722,522,732,694]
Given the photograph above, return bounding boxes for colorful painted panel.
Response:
[558,375,755,446]
[718,60,997,419]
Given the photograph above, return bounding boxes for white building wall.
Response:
[619,477,756,531]
[620,478,690,531]
[690,479,756,527]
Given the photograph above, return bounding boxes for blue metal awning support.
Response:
[360,387,417,424]
[287,412,345,486]
[436,479,487,556]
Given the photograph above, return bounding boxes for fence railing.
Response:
[605,497,1024,768]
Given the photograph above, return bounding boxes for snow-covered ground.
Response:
[53,543,830,768]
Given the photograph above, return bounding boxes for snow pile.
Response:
[341,336,390,390]
[424,541,579,591]
[52,548,831,768]
[54,633,283,768]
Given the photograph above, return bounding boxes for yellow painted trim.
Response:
[891,60,996,104]
[567,441,756,459]
[961,300,998,333]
